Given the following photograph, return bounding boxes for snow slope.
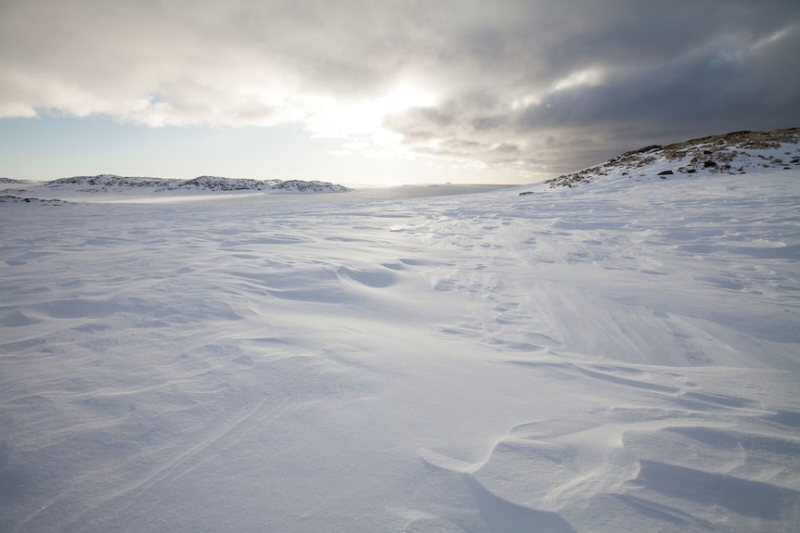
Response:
[1,134,799,532]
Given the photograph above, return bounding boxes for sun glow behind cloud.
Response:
[96,77,442,167]
[307,82,439,139]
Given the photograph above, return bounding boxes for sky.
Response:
[1,0,799,186]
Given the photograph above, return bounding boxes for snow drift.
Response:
[1,128,799,532]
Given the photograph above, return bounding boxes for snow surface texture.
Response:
[1,132,799,532]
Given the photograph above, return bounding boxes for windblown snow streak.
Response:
[1,135,799,532]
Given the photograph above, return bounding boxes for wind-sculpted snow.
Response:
[1,148,799,531]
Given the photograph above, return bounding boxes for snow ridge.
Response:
[547,127,800,188]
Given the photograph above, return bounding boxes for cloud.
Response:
[384,2,800,175]
[2,0,799,178]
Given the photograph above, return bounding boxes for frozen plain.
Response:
[1,151,799,532]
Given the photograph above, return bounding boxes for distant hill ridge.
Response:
[41,175,350,193]
[547,127,800,188]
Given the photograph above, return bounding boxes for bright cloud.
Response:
[552,68,604,92]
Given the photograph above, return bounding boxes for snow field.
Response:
[1,168,799,532]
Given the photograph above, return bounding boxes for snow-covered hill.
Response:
[172,176,349,192]
[1,129,798,533]
[1,174,350,198]
[546,127,800,188]
[0,195,70,205]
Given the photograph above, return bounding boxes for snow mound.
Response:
[547,127,800,188]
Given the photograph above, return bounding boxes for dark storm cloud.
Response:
[383,1,800,174]
[1,0,798,177]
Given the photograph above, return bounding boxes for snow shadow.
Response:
[468,477,578,533]
[634,460,800,520]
